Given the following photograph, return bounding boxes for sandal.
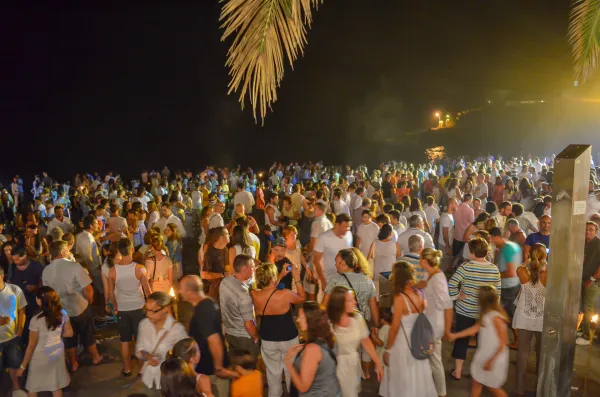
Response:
[93,356,114,365]
[121,369,132,378]
[448,369,461,381]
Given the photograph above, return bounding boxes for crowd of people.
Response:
[0,154,598,397]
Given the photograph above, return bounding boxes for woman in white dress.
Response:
[145,234,173,294]
[449,286,509,397]
[380,261,437,397]
[513,243,547,396]
[368,224,401,295]
[327,286,383,397]
[18,286,73,397]
[421,248,454,397]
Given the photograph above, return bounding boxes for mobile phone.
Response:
[286,265,292,272]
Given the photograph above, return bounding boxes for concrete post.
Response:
[537,144,591,397]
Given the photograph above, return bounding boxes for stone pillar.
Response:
[537,144,591,397]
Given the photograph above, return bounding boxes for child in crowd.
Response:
[165,223,183,280]
[257,224,274,262]
[169,337,213,397]
[449,286,509,397]
[369,307,392,381]
[231,349,263,397]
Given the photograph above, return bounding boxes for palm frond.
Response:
[220,0,323,123]
[569,0,600,83]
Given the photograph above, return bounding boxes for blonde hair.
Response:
[420,248,443,268]
[281,225,298,239]
[255,263,278,289]
[478,285,508,322]
[527,243,547,285]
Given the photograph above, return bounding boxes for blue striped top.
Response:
[448,260,502,319]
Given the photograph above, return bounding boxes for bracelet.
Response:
[384,348,391,353]
[19,364,26,370]
[294,280,302,285]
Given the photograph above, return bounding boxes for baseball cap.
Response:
[273,237,286,247]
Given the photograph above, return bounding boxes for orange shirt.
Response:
[231,370,263,397]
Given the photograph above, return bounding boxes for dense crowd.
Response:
[0,154,598,397]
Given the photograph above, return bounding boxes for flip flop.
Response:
[93,356,114,365]
[121,369,132,378]
[448,369,461,381]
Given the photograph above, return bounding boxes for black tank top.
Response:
[259,290,298,342]
[203,246,227,274]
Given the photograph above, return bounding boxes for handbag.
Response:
[140,321,180,374]
[341,273,369,325]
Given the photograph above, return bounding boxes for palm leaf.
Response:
[220,0,323,123]
[569,0,600,82]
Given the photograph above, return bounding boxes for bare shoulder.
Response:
[304,343,323,360]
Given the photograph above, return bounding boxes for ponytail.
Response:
[528,243,548,285]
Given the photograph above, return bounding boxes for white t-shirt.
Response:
[314,230,353,283]
[474,183,488,202]
[311,216,333,239]
[133,195,151,212]
[233,191,255,213]
[423,205,440,234]
[107,216,128,235]
[191,190,202,210]
[208,213,225,230]
[357,222,380,258]
[0,283,27,343]
[438,213,455,247]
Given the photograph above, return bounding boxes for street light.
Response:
[434,112,440,126]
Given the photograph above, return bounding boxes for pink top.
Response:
[454,202,475,242]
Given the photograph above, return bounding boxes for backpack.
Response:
[400,291,435,360]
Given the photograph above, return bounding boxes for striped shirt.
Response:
[448,260,501,319]
[400,254,428,282]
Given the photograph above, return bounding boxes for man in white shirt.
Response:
[313,214,353,295]
[350,186,365,212]
[397,214,435,255]
[44,240,107,373]
[155,202,187,238]
[332,189,350,216]
[75,215,104,293]
[132,187,152,212]
[208,201,226,230]
[191,184,203,219]
[232,186,255,215]
[389,210,407,236]
[439,198,457,270]
[473,174,488,206]
[0,266,27,395]
[356,210,380,258]
[491,201,512,232]
[47,205,74,235]
[423,196,440,235]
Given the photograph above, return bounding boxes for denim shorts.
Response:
[0,336,24,371]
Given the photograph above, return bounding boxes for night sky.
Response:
[1,0,576,182]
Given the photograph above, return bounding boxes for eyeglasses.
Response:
[144,306,167,314]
